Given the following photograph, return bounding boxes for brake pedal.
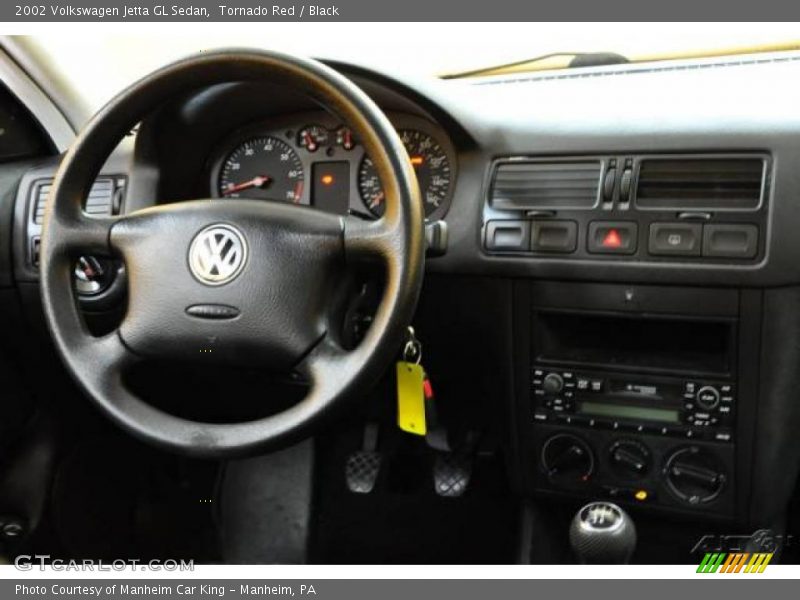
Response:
[433,452,472,497]
[345,423,382,494]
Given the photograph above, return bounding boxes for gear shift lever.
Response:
[569,501,637,564]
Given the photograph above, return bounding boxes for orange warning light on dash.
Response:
[320,174,335,186]
[410,156,424,167]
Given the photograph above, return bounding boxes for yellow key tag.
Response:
[396,361,427,435]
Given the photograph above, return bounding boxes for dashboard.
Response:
[208,112,457,221]
[7,51,800,540]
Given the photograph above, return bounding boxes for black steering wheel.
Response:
[40,50,425,457]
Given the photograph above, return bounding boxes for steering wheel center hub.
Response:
[110,200,344,369]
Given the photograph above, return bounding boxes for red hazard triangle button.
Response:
[589,222,637,254]
[601,229,623,248]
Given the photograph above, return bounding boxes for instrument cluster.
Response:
[210,112,456,221]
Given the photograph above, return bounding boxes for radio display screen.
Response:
[578,401,680,424]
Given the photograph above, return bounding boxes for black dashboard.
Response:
[5,51,800,540]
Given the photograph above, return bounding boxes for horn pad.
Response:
[111,200,344,369]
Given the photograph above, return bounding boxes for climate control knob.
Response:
[608,439,651,479]
[543,372,565,394]
[663,446,726,505]
[542,433,594,485]
[695,386,720,410]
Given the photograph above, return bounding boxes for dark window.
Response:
[0,82,54,162]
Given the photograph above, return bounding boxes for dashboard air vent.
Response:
[635,157,765,210]
[490,160,602,210]
[32,178,117,224]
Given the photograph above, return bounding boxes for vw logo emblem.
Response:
[188,224,248,286]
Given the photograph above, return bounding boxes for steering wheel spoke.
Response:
[342,215,401,262]
[47,212,120,257]
[90,330,141,377]
[295,336,347,388]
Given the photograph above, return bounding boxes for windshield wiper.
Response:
[442,51,629,79]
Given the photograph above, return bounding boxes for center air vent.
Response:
[635,157,765,210]
[490,160,602,210]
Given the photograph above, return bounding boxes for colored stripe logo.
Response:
[697,552,773,573]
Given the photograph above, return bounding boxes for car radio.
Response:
[521,288,741,518]
[532,367,735,444]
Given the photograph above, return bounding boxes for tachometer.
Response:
[358,129,452,218]
[218,136,305,203]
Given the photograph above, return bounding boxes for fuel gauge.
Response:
[335,127,356,151]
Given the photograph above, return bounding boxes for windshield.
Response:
[16,23,800,111]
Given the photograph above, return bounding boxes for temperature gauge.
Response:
[297,125,329,152]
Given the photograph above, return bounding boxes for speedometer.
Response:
[358,129,452,219]
[218,136,305,203]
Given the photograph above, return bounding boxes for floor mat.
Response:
[220,442,313,564]
[50,435,221,562]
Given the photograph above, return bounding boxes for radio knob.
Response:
[543,373,565,394]
[695,386,721,410]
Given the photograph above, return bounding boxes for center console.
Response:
[512,281,760,521]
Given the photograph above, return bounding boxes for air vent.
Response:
[32,178,117,224]
[490,160,602,210]
[635,157,765,210]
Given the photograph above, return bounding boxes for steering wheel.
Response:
[40,50,425,457]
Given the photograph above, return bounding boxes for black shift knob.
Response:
[569,501,637,564]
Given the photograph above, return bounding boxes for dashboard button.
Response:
[703,224,758,259]
[714,430,734,443]
[648,222,701,256]
[531,220,578,254]
[485,220,530,251]
[587,221,638,254]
